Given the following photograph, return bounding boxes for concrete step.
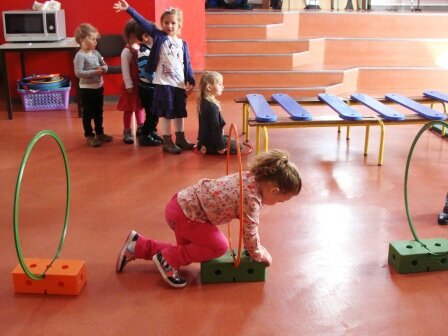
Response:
[206,37,448,70]
[323,38,448,68]
[216,86,328,100]
[206,39,325,70]
[299,12,448,39]
[206,24,270,40]
[357,67,448,96]
[206,12,299,40]
[206,39,310,54]
[204,10,448,101]
[205,11,285,25]
[209,70,345,88]
[192,68,358,100]
[205,52,310,70]
[196,66,448,100]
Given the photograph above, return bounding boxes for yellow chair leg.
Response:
[364,125,370,156]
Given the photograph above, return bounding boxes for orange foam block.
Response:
[12,258,87,295]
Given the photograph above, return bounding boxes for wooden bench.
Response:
[271,94,312,121]
[318,93,363,121]
[237,93,447,165]
[236,94,444,142]
[385,93,447,120]
[246,94,278,122]
[423,90,448,136]
[351,93,405,121]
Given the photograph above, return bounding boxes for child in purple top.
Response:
[113,0,196,154]
[116,149,302,288]
[74,23,113,147]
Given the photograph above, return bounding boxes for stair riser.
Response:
[299,12,448,38]
[205,72,344,88]
[206,26,268,40]
[206,41,309,54]
[206,13,299,40]
[206,55,295,70]
[213,88,327,100]
[206,13,285,25]
[357,68,448,95]
[324,39,448,67]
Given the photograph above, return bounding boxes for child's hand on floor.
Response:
[260,246,272,266]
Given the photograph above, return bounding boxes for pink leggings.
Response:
[123,109,144,129]
[134,194,229,269]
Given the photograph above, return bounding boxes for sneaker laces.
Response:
[171,269,182,281]
[160,257,172,272]
[160,256,181,279]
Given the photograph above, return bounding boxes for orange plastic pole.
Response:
[226,123,244,268]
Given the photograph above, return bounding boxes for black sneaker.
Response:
[139,134,162,146]
[438,212,448,225]
[438,193,448,225]
[116,230,139,272]
[149,131,163,143]
[136,126,143,137]
[152,253,186,288]
[443,193,448,214]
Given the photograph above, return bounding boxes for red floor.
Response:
[0,99,447,335]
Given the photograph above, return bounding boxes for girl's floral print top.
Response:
[154,36,185,89]
[177,171,266,262]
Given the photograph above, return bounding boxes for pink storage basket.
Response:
[18,83,71,112]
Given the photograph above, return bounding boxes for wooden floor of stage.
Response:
[0,95,447,335]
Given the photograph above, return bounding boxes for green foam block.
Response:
[388,238,448,274]
[200,249,267,284]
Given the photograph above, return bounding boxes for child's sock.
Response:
[161,118,171,136]
[174,118,184,132]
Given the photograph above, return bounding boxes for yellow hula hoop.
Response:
[226,123,244,268]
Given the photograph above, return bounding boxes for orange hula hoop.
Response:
[226,123,244,268]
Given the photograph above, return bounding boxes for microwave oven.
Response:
[2,9,66,42]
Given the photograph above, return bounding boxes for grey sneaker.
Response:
[116,230,139,272]
[86,136,101,147]
[123,129,134,144]
[152,252,186,288]
[97,133,113,142]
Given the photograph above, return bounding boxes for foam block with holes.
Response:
[388,238,448,274]
[12,258,87,295]
[200,249,267,284]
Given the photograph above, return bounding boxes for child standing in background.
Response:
[113,0,196,154]
[116,149,302,288]
[135,24,162,146]
[438,193,448,225]
[197,71,241,155]
[74,23,113,147]
[117,19,145,144]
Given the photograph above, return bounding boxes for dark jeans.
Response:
[81,87,104,137]
[138,81,159,135]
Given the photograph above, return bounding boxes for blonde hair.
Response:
[74,23,99,44]
[197,71,223,115]
[160,7,183,36]
[250,149,302,195]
